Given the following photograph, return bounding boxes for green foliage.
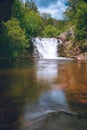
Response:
[56,20,68,34]
[40,13,54,28]
[12,0,25,22]
[42,25,58,37]
[3,18,28,60]
[79,40,87,52]
[65,0,87,53]
[64,0,79,21]
[75,2,87,40]
[41,13,51,20]
[23,11,43,37]
[12,0,43,37]
[25,0,38,12]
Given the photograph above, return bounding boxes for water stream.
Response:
[32,38,59,59]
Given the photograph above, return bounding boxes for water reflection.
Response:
[21,60,87,130]
[0,60,39,130]
[21,89,69,130]
[21,60,69,130]
[0,75,21,130]
[23,89,68,117]
[36,60,58,82]
[0,60,87,130]
[57,61,87,112]
[39,90,68,110]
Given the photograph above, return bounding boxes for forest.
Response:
[0,0,87,61]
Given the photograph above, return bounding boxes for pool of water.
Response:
[0,59,87,130]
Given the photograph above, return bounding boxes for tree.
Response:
[64,0,79,21]
[12,0,43,37]
[3,17,28,60]
[42,25,58,37]
[23,11,43,37]
[12,0,25,20]
[75,1,87,40]
[64,0,87,52]
[25,0,38,12]
[41,13,51,20]
[11,0,26,28]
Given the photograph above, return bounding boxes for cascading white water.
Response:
[32,38,60,59]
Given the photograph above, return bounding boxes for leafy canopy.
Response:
[3,17,28,59]
[42,25,58,37]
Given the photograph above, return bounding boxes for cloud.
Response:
[35,0,59,7]
[23,0,67,19]
[38,0,67,19]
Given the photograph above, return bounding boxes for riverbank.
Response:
[58,26,87,63]
[74,53,87,63]
[58,40,87,63]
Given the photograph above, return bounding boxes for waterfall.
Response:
[32,38,60,59]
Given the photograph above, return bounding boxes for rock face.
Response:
[58,27,87,63]
[58,41,87,63]
[22,111,87,130]
[0,0,14,21]
[58,41,81,57]
[38,113,87,130]
[58,27,75,43]
[75,53,87,63]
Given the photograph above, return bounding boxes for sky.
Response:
[23,0,67,19]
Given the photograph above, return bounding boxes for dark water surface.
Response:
[0,59,87,130]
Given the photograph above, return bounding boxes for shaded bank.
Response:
[0,0,14,21]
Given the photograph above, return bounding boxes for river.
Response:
[0,59,87,130]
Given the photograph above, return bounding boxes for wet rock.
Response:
[21,110,87,130]
[34,111,87,130]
